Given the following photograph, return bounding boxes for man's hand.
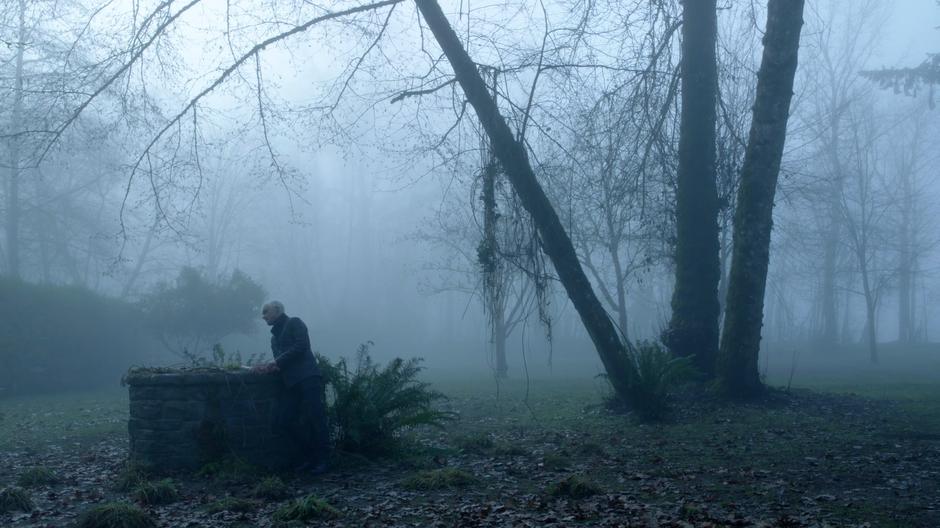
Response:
[251,362,279,374]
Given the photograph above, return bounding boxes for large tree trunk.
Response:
[663,0,721,378]
[414,0,633,398]
[717,0,805,398]
[5,0,26,278]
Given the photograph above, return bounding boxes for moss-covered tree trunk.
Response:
[414,0,632,398]
[717,0,805,398]
[663,0,721,378]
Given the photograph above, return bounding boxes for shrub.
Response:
[112,462,148,492]
[401,468,477,490]
[547,474,603,499]
[204,497,260,514]
[139,267,264,360]
[250,476,290,500]
[272,495,341,522]
[17,467,58,488]
[131,479,179,505]
[319,343,455,456]
[542,453,570,471]
[0,279,153,395]
[0,487,33,513]
[606,340,696,421]
[74,502,155,528]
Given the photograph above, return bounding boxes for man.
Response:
[256,301,330,474]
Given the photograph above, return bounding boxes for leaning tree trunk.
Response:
[414,0,633,398]
[663,0,721,378]
[717,0,806,398]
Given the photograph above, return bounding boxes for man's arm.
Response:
[273,318,311,369]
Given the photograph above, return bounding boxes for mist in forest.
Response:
[1,0,938,395]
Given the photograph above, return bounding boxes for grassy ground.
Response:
[1,368,938,527]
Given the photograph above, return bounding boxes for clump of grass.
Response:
[131,479,179,505]
[196,458,258,484]
[401,468,477,490]
[112,461,148,492]
[272,494,341,522]
[251,476,290,500]
[74,502,155,528]
[453,433,494,454]
[547,474,603,499]
[542,453,571,471]
[0,487,33,513]
[576,442,606,457]
[494,443,528,457]
[204,497,260,514]
[17,467,58,488]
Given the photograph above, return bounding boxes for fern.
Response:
[319,342,455,456]
[606,340,696,421]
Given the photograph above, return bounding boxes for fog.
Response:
[1,0,939,393]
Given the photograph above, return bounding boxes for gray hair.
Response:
[263,300,285,316]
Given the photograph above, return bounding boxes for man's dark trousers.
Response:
[274,375,330,465]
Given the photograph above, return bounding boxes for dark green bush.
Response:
[400,468,477,490]
[606,340,696,421]
[251,476,290,500]
[0,487,33,513]
[272,495,341,522]
[131,479,178,505]
[0,278,154,395]
[74,502,155,528]
[204,497,260,514]
[319,343,455,456]
[547,474,603,499]
[17,467,58,488]
[139,267,264,360]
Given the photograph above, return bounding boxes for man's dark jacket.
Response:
[270,313,321,387]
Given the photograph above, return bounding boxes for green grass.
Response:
[547,474,603,499]
[204,496,260,514]
[0,388,127,451]
[272,494,341,522]
[131,478,179,505]
[17,466,58,488]
[250,476,290,500]
[74,502,155,528]
[0,487,33,513]
[400,468,477,490]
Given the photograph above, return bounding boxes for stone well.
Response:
[124,368,298,470]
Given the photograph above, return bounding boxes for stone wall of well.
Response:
[125,369,298,470]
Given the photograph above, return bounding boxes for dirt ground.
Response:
[1,379,939,527]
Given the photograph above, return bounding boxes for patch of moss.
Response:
[272,494,341,522]
[547,474,603,499]
[131,478,179,505]
[74,502,155,528]
[251,476,290,500]
[17,466,58,488]
[204,496,260,514]
[453,433,494,454]
[0,487,33,513]
[401,468,478,490]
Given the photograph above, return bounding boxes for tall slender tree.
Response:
[718,0,806,397]
[662,0,721,378]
